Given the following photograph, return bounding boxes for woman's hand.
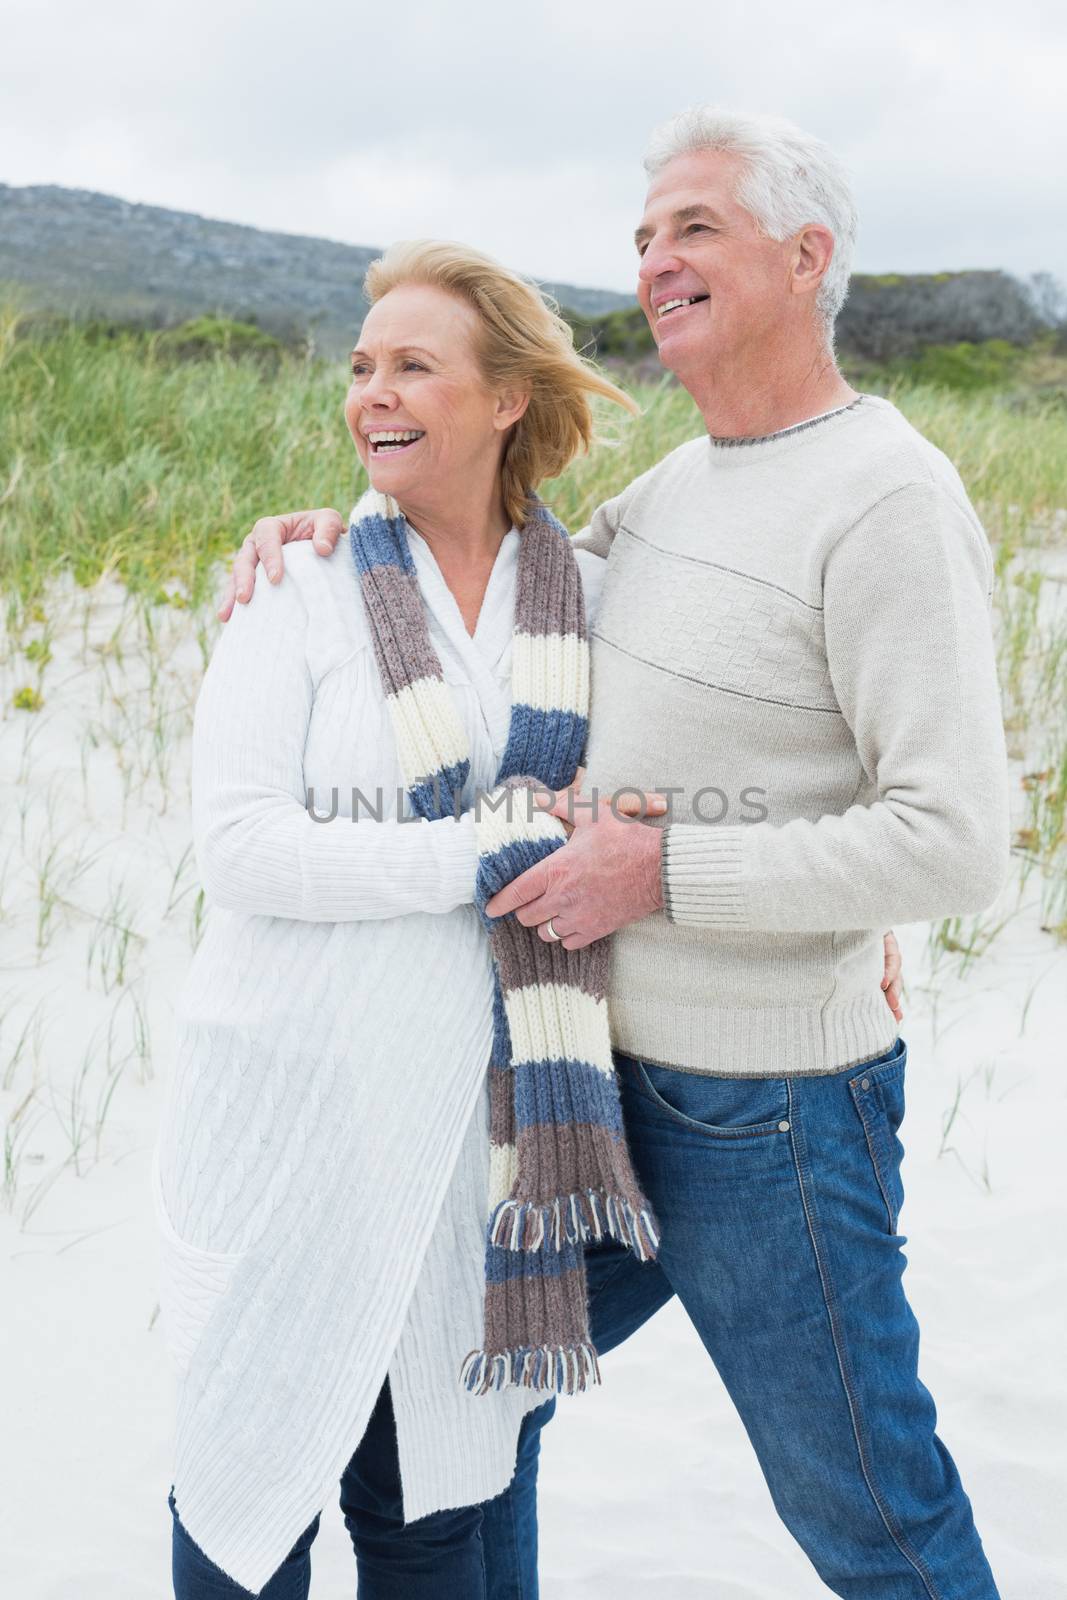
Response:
[217,508,345,620]
[881,930,904,1021]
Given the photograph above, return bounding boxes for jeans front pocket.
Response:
[625,1057,791,1139]
[848,1039,908,1233]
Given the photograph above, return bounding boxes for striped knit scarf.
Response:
[350,487,659,1395]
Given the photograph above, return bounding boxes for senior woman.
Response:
[154,241,662,1599]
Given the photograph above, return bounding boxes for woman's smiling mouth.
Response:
[366,429,426,455]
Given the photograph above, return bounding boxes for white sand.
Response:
[1,574,1064,1598]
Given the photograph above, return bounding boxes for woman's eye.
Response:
[401,359,425,372]
[350,364,370,377]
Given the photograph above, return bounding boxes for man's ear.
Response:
[494,386,531,432]
[791,223,835,300]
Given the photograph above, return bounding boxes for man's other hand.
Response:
[881,930,904,1022]
[217,508,345,620]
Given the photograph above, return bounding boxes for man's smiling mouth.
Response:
[656,295,709,320]
[366,430,426,455]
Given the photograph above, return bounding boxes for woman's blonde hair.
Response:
[363,240,638,529]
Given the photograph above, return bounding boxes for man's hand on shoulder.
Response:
[217,508,345,621]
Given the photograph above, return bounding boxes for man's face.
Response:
[634,148,795,375]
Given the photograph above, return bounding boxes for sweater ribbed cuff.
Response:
[661,824,751,928]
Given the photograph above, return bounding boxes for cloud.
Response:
[2,0,1065,292]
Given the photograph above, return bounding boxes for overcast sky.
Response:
[4,0,1065,296]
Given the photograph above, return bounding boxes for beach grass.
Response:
[3,304,1066,613]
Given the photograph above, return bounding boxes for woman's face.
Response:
[345,283,521,504]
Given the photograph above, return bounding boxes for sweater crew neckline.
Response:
[705,394,873,463]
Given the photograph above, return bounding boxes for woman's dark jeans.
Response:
[169,1377,553,1599]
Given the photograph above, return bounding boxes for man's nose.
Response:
[638,238,683,285]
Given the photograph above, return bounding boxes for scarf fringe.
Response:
[489,1192,660,1262]
[460,1342,602,1396]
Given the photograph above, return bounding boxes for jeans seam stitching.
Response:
[479,1506,492,1600]
[787,1081,943,1600]
[852,1088,899,1233]
[496,1413,528,1600]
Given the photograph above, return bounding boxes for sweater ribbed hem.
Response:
[392,1380,541,1523]
[661,825,751,928]
[608,992,900,1078]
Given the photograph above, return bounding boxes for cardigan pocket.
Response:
[151,1143,245,1376]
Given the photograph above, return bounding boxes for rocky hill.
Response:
[0,184,636,357]
[2,184,1056,374]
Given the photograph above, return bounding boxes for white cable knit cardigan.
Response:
[153,523,605,1592]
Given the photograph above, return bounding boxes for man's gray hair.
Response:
[644,107,858,337]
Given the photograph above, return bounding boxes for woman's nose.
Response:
[360,372,397,408]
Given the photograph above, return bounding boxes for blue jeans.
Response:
[169,1376,552,1598]
[483,1035,1000,1600]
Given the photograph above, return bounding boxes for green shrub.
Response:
[560,305,655,362]
[155,316,284,362]
[896,339,1026,391]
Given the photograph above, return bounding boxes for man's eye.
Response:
[350,363,370,377]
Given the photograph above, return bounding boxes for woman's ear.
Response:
[493,386,531,432]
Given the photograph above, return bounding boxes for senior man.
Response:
[221,109,1006,1598]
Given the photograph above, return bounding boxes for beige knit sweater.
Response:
[571,394,1010,1077]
